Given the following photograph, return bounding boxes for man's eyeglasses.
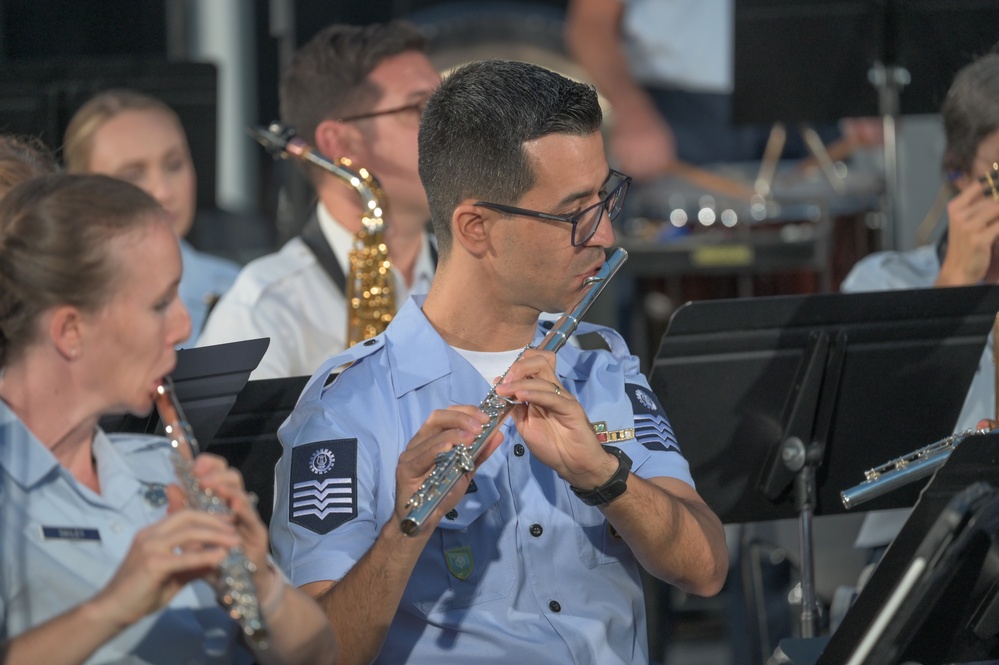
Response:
[338,99,428,123]
[473,170,632,247]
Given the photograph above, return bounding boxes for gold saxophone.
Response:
[250,122,395,346]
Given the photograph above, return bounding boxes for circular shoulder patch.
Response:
[309,448,336,474]
[635,388,657,411]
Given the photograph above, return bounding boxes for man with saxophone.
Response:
[270,59,728,665]
[197,21,440,379]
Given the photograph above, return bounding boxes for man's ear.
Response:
[314,119,360,162]
[452,202,492,257]
[48,305,84,361]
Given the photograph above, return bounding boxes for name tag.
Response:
[41,526,101,542]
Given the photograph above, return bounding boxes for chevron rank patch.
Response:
[627,383,681,454]
[289,439,357,534]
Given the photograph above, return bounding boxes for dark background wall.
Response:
[0,0,569,223]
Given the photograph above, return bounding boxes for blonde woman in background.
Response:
[64,90,240,343]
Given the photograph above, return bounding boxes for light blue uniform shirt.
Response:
[271,296,693,665]
[842,245,993,433]
[0,401,252,664]
[179,239,240,344]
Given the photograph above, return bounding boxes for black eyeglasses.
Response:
[338,99,428,123]
[473,170,632,247]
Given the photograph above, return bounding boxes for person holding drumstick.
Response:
[0,173,337,664]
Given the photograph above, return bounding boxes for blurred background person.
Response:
[197,21,439,379]
[566,0,766,178]
[842,51,999,433]
[0,172,337,665]
[0,135,58,198]
[64,90,241,344]
[838,52,999,587]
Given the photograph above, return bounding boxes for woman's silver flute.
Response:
[839,427,987,509]
[154,378,269,648]
[400,247,629,536]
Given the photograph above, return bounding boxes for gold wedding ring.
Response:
[551,382,563,397]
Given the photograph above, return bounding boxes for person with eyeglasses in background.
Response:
[268,59,728,665]
[197,21,440,379]
[836,51,999,621]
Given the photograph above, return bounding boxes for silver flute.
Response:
[154,378,269,648]
[839,427,989,509]
[400,247,629,536]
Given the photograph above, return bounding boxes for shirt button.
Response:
[529,523,543,537]
[549,600,561,612]
[111,522,123,534]
[445,509,458,521]
[363,338,377,346]
[514,444,525,457]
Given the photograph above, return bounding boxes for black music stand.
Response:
[207,375,309,527]
[101,337,269,445]
[649,284,999,636]
[816,432,999,665]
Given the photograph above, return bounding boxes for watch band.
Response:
[570,446,632,506]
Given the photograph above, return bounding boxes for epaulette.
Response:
[319,335,386,395]
[540,319,631,359]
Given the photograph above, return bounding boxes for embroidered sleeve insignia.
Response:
[289,439,358,534]
[626,383,681,453]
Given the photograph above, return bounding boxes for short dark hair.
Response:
[418,60,602,257]
[941,52,999,177]
[279,20,427,156]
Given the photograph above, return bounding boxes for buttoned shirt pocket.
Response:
[565,391,640,568]
[4,517,107,635]
[403,475,515,616]
[566,483,634,569]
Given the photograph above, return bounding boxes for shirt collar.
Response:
[316,201,356,272]
[534,320,588,382]
[0,400,60,488]
[91,430,149,509]
[385,296,453,398]
[384,297,586,399]
[319,201,436,291]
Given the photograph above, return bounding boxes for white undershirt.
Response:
[452,347,523,385]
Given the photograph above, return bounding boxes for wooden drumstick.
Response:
[665,161,756,201]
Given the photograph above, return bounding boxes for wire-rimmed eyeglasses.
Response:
[338,98,429,123]
[473,170,632,247]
